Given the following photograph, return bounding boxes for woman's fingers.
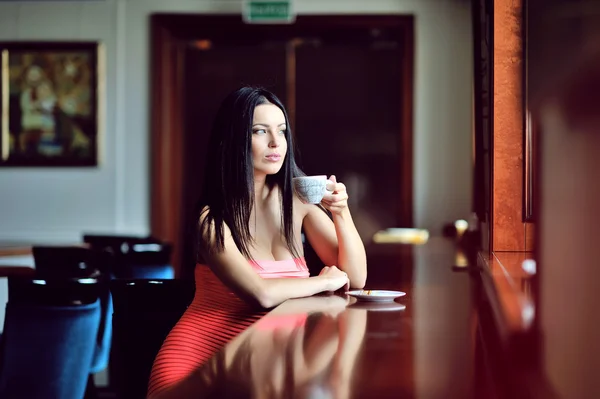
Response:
[322,176,349,215]
[319,266,331,277]
[322,192,348,203]
[326,181,346,194]
[334,182,346,193]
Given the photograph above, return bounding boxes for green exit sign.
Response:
[243,1,295,24]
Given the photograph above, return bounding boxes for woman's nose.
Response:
[268,133,280,147]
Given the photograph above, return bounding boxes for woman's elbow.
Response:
[254,285,278,309]
[256,293,276,309]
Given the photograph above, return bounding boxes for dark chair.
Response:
[6,275,102,306]
[83,234,175,279]
[0,277,102,399]
[32,246,114,395]
[109,278,195,399]
[32,246,107,279]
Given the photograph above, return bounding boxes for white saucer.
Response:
[348,302,406,311]
[346,290,406,302]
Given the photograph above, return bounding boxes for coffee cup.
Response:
[293,175,333,204]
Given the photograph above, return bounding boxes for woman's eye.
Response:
[253,129,266,135]
[279,130,286,135]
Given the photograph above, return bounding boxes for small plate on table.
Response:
[346,290,406,302]
[348,301,406,312]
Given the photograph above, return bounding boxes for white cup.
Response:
[293,175,332,204]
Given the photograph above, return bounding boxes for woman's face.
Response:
[251,103,288,177]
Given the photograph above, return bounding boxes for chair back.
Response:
[8,275,101,306]
[109,278,195,398]
[83,234,174,279]
[32,246,113,374]
[32,246,111,278]
[0,277,102,399]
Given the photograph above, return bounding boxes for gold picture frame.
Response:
[0,41,103,167]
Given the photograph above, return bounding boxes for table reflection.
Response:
[147,239,498,398]
[154,295,370,399]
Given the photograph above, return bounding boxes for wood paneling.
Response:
[150,18,186,276]
[479,250,535,340]
[525,222,535,251]
[492,0,526,251]
[490,0,536,252]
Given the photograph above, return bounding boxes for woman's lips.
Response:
[265,154,281,162]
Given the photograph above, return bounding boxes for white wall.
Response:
[0,0,121,242]
[0,0,473,242]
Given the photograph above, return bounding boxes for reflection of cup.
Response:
[293,175,332,204]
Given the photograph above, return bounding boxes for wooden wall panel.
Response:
[492,0,524,250]
[492,0,533,251]
[525,222,535,252]
[150,19,186,276]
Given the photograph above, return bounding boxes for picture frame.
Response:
[1,41,102,167]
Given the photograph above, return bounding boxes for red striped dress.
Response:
[146,258,309,398]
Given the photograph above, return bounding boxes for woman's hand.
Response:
[318,266,350,292]
[321,175,349,216]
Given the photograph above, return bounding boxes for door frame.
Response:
[150,14,414,276]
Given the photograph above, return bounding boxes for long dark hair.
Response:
[196,87,304,262]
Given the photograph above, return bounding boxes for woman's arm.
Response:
[199,214,349,309]
[329,308,368,398]
[302,176,367,288]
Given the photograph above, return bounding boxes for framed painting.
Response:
[0,41,102,167]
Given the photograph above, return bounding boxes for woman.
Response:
[147,87,367,397]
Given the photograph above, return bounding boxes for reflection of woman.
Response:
[147,87,367,397]
[153,296,367,399]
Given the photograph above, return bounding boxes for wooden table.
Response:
[151,237,521,398]
[0,241,87,277]
[0,244,35,278]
